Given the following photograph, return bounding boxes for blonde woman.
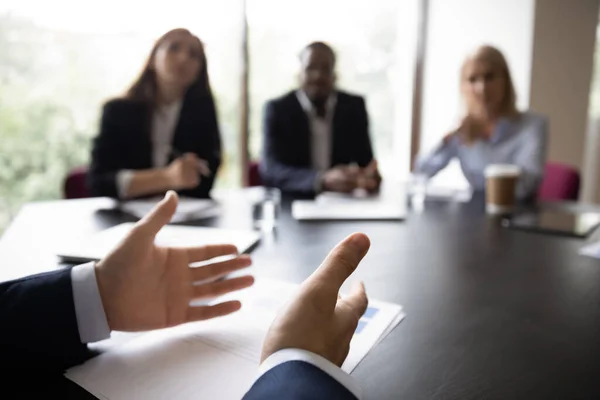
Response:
[415,45,548,200]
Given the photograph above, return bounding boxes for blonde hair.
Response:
[458,45,519,144]
[461,45,519,114]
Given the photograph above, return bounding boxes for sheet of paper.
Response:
[66,316,263,400]
[65,279,404,400]
[316,186,407,204]
[56,223,261,263]
[293,186,408,221]
[292,200,406,220]
[226,279,405,372]
[120,196,221,223]
[342,299,405,371]
[579,241,600,259]
[407,185,473,203]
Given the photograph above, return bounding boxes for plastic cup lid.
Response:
[484,164,521,178]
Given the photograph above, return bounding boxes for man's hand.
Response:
[164,153,210,190]
[321,166,360,193]
[261,233,370,366]
[95,191,254,332]
[357,160,381,193]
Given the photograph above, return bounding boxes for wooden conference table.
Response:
[1,188,600,399]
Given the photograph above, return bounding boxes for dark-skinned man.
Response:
[260,42,381,195]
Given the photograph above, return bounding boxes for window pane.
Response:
[0,0,242,233]
[247,0,417,181]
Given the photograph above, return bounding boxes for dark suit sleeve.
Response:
[181,96,222,199]
[260,101,319,194]
[0,269,90,372]
[355,97,374,167]
[88,102,129,198]
[243,361,358,400]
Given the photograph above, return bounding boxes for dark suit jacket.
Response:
[244,360,358,400]
[88,94,221,199]
[260,90,375,194]
[0,269,357,399]
[0,269,90,373]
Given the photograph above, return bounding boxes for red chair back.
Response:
[248,161,262,187]
[64,166,92,199]
[538,163,580,201]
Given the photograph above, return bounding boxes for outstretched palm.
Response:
[95,191,254,332]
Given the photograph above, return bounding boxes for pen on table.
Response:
[171,147,212,177]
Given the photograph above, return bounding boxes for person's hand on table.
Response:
[95,190,254,332]
[321,165,360,193]
[164,152,210,190]
[357,160,381,193]
[261,233,370,366]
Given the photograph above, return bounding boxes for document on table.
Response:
[119,196,221,222]
[65,279,405,400]
[579,240,600,259]
[406,185,473,202]
[292,190,408,221]
[56,223,261,263]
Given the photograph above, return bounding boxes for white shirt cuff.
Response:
[116,170,135,199]
[257,348,362,399]
[71,262,111,343]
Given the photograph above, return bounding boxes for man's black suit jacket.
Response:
[88,94,221,199]
[260,90,375,194]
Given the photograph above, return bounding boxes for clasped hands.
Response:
[322,160,381,194]
[94,191,370,367]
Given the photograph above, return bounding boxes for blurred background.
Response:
[2,0,600,234]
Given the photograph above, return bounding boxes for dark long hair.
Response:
[125,28,214,108]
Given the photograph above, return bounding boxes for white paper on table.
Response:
[294,187,408,221]
[292,200,406,220]
[66,315,264,400]
[65,279,404,400]
[579,241,600,259]
[342,299,405,371]
[119,196,221,222]
[316,187,407,205]
[56,223,260,263]
[407,185,473,203]
[226,279,405,372]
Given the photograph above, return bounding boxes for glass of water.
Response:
[252,187,281,231]
[409,173,429,210]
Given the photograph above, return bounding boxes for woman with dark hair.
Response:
[88,28,221,199]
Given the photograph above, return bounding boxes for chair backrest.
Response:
[64,166,92,199]
[248,161,262,187]
[538,162,580,201]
